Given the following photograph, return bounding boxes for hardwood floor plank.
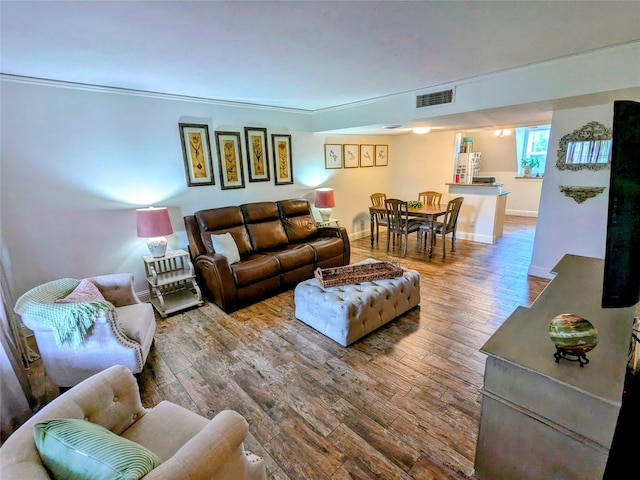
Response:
[331,397,420,472]
[327,423,415,480]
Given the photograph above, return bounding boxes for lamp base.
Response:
[318,208,332,222]
[147,237,168,258]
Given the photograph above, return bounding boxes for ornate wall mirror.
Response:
[556,121,612,171]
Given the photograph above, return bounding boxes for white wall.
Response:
[0,81,400,298]
[2,43,639,301]
[389,131,457,201]
[529,104,620,278]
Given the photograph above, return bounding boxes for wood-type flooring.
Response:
[27,215,551,479]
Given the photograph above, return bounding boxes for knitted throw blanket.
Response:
[14,278,115,349]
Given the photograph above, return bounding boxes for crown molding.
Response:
[0,73,312,114]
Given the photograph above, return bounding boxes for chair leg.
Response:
[442,233,446,259]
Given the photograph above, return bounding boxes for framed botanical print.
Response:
[244,127,270,182]
[375,144,389,166]
[343,144,359,168]
[360,144,374,167]
[214,131,245,190]
[272,134,294,185]
[324,144,342,169]
[179,123,215,186]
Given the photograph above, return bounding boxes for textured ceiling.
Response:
[2,1,639,125]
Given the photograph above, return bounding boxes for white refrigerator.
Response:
[454,152,481,184]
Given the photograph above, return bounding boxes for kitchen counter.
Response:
[446,182,510,244]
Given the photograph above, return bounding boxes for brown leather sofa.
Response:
[184,199,350,312]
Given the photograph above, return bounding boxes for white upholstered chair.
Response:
[14,273,156,387]
[0,364,266,480]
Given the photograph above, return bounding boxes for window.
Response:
[516,125,550,177]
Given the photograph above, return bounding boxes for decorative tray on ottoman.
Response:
[314,260,403,288]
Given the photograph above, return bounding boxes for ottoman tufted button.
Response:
[113,395,119,402]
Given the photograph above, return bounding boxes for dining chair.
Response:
[418,191,442,206]
[370,192,388,243]
[384,198,423,256]
[421,196,464,258]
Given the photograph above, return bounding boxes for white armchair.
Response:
[0,365,266,480]
[14,273,156,387]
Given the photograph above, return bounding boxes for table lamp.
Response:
[136,207,173,258]
[315,188,335,222]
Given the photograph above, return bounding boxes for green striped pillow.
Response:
[34,419,162,480]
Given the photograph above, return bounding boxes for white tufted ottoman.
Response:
[294,258,420,346]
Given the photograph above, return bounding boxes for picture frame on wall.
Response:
[375,144,389,166]
[272,134,294,185]
[214,131,245,190]
[244,127,270,182]
[324,144,343,169]
[178,123,215,186]
[360,144,374,167]
[343,144,359,168]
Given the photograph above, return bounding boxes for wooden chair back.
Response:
[441,196,464,234]
[384,198,410,234]
[384,198,421,255]
[370,192,386,208]
[418,191,442,206]
[370,193,388,224]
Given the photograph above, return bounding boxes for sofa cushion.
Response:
[307,237,347,262]
[277,199,319,243]
[231,254,280,287]
[195,207,253,256]
[120,401,208,461]
[241,202,289,251]
[210,232,241,264]
[33,418,162,480]
[267,244,315,272]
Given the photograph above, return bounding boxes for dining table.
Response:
[369,204,447,257]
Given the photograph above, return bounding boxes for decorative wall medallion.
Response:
[559,186,605,204]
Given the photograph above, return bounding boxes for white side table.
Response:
[142,249,203,318]
[316,218,340,227]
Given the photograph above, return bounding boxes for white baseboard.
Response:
[506,209,538,217]
[456,231,496,244]
[527,265,556,279]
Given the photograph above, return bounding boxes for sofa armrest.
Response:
[317,226,351,265]
[142,410,265,480]
[88,273,141,307]
[317,226,345,238]
[194,253,239,311]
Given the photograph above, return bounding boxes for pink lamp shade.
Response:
[314,188,335,208]
[136,207,173,257]
[315,188,335,222]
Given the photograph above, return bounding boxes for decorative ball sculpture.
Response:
[549,313,598,367]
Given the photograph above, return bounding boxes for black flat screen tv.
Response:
[602,100,640,308]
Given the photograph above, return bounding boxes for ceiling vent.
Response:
[416,89,454,108]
